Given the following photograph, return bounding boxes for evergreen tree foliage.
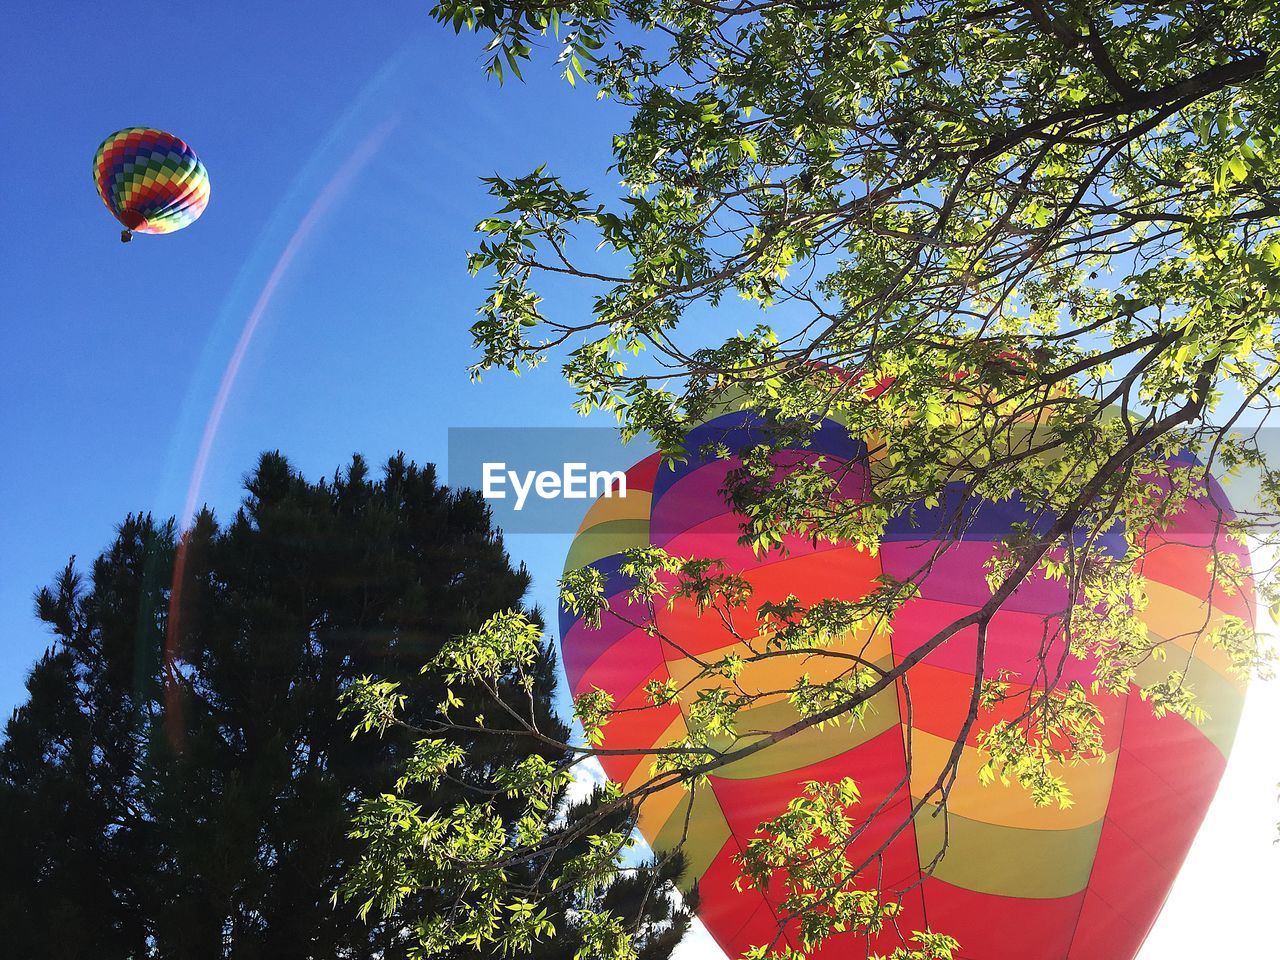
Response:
[0,452,689,960]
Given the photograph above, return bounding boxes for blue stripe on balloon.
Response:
[557,551,640,636]
[651,412,868,506]
[883,483,1128,555]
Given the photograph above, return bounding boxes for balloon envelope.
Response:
[94,127,210,238]
[560,409,1252,960]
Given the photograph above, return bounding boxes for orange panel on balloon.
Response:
[1136,538,1254,618]
[921,878,1086,960]
[652,549,883,661]
[896,660,1128,753]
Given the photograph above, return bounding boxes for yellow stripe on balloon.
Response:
[1130,642,1246,757]
[1139,581,1253,686]
[562,519,653,573]
[914,802,1104,899]
[576,489,653,533]
[907,729,1117,831]
[651,782,733,892]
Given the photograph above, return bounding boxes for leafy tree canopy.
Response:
[344,3,1280,960]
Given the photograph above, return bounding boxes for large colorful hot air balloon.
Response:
[93,127,210,242]
[559,407,1252,960]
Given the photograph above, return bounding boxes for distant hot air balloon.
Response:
[94,127,210,242]
[560,406,1252,960]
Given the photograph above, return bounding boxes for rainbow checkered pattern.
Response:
[94,127,210,236]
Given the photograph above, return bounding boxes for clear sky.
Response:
[1,4,1275,958]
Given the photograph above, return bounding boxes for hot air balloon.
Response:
[94,127,210,242]
[559,406,1253,960]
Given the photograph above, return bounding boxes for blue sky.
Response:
[2,5,1275,958]
[0,2,630,715]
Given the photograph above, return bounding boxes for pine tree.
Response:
[0,452,688,959]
